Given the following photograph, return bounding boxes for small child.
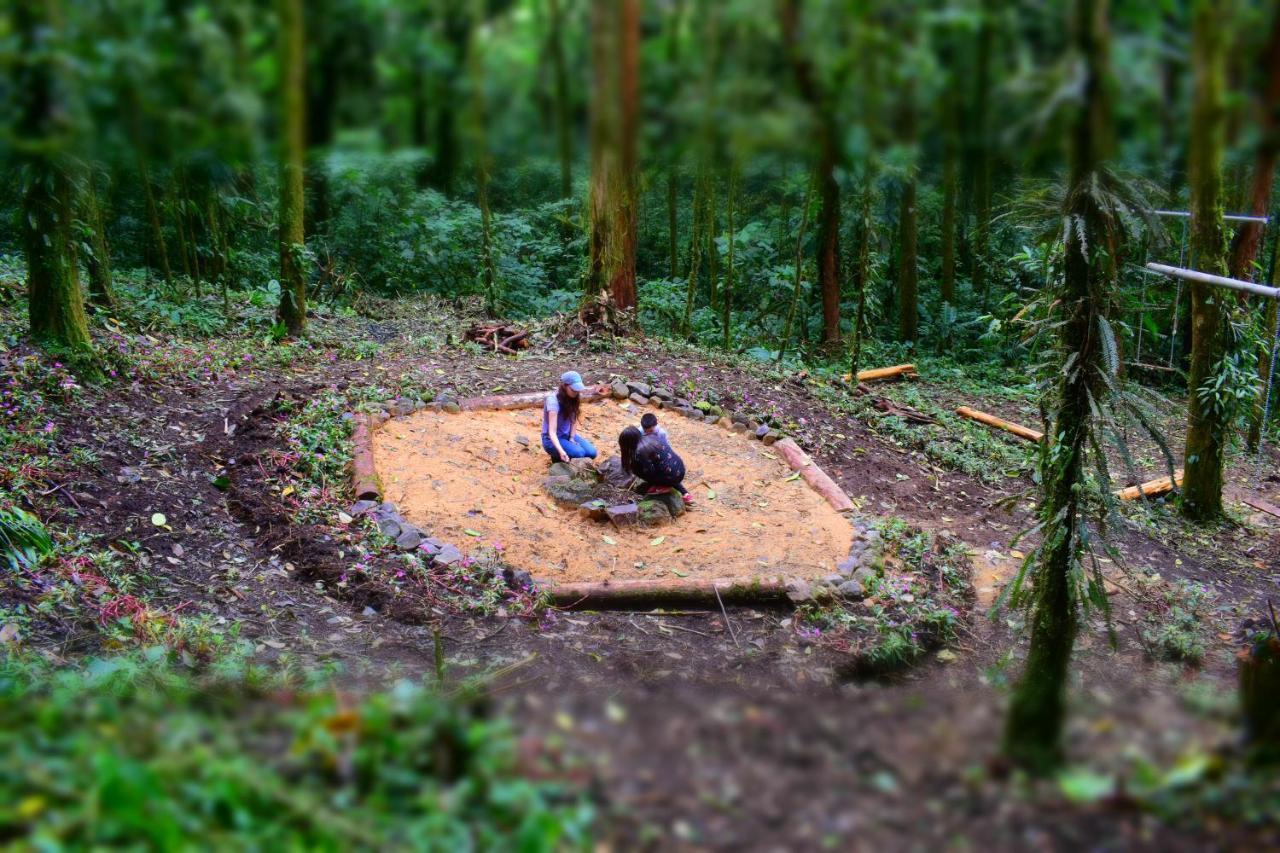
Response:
[639,413,690,502]
[640,412,666,438]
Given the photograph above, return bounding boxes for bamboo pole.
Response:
[457,387,609,412]
[1145,262,1280,300]
[1114,470,1183,501]
[955,405,1044,442]
[544,575,790,608]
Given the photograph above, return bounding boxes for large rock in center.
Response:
[543,475,596,507]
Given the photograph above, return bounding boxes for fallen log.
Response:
[772,437,856,513]
[845,363,918,383]
[1114,470,1183,502]
[874,397,938,425]
[955,406,1044,443]
[458,387,609,412]
[544,576,790,608]
[351,414,382,502]
[465,321,532,355]
[1244,497,1280,519]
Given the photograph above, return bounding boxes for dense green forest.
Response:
[3,0,1280,847]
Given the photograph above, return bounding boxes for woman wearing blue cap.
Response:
[543,371,606,462]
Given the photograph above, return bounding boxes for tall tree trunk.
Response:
[849,179,874,380]
[680,167,707,337]
[1004,0,1114,774]
[17,0,93,357]
[433,1,472,196]
[667,170,679,279]
[82,168,117,312]
[277,0,308,337]
[779,0,841,351]
[940,72,960,311]
[897,66,919,344]
[1228,11,1280,281]
[547,0,572,199]
[1162,11,1185,199]
[971,0,995,309]
[1182,0,1231,522]
[587,0,639,312]
[137,153,173,289]
[723,163,737,351]
[778,173,815,363]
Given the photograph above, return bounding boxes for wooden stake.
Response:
[955,406,1044,443]
[350,414,382,502]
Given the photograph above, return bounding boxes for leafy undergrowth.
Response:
[0,651,594,849]
[794,518,974,678]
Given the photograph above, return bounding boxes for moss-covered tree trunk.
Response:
[82,168,117,312]
[1004,0,1114,774]
[1181,0,1230,522]
[16,0,94,358]
[276,0,308,338]
[940,93,959,312]
[970,0,995,309]
[587,0,639,312]
[547,0,572,199]
[779,0,841,351]
[897,67,919,344]
[1227,12,1280,282]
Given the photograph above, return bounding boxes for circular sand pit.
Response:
[371,401,854,586]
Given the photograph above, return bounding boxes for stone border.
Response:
[348,381,879,608]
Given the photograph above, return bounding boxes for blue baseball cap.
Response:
[560,371,587,392]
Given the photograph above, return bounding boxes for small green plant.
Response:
[0,506,53,570]
[1140,579,1218,664]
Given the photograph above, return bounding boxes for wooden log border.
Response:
[353,385,861,608]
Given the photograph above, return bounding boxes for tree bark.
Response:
[940,66,960,311]
[1181,0,1231,522]
[778,173,815,363]
[82,168,117,312]
[16,0,94,358]
[723,163,737,351]
[277,0,308,338]
[1227,10,1280,282]
[586,0,639,311]
[1004,0,1113,775]
[547,0,572,199]
[779,0,841,350]
[971,0,995,309]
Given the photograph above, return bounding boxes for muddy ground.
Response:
[12,302,1280,849]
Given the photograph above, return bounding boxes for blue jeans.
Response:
[543,434,598,461]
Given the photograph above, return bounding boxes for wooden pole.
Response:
[351,414,382,501]
[955,405,1044,442]
[853,363,918,383]
[544,576,790,608]
[772,437,855,513]
[457,387,610,412]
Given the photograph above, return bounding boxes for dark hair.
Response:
[556,384,580,430]
[619,426,641,475]
[640,413,658,431]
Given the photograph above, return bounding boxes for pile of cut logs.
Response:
[465,322,531,355]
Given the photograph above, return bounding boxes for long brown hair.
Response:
[619,426,641,474]
[556,384,580,429]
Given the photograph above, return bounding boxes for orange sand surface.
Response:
[371,401,853,584]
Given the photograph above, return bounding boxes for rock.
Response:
[649,396,664,408]
[837,580,865,600]
[754,424,770,440]
[731,421,749,433]
[578,499,609,521]
[837,556,859,575]
[412,399,428,411]
[638,499,673,526]
[731,412,750,426]
[610,381,630,399]
[395,527,423,551]
[685,409,705,421]
[420,539,442,557]
[850,566,877,591]
[377,517,402,539]
[629,392,649,406]
[568,458,599,481]
[627,381,652,398]
[823,574,844,587]
[340,411,355,422]
[507,568,533,589]
[704,415,720,426]
[709,405,724,417]
[391,398,416,417]
[606,503,639,528]
[515,435,530,447]
[762,430,782,446]
[674,398,691,409]
[785,578,814,604]
[653,386,674,401]
[436,543,463,565]
[371,410,390,427]
[348,499,379,516]
[548,461,574,478]
[646,489,685,519]
[543,476,596,507]
[598,456,635,488]
[442,402,462,414]
[435,390,458,404]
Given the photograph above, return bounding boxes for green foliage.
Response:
[1140,579,1218,664]
[0,653,594,849]
[0,506,52,571]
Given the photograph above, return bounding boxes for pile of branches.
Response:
[464,321,531,355]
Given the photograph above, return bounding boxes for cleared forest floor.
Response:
[3,291,1278,848]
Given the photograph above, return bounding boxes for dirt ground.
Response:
[10,296,1280,849]
[373,402,854,584]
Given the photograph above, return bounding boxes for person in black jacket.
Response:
[618,425,692,504]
